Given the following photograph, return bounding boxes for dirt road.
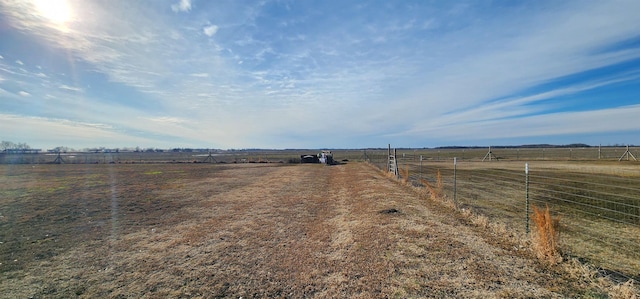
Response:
[2,163,594,298]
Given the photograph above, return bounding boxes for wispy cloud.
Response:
[59,84,83,92]
[0,0,639,149]
[171,0,191,13]
[403,104,640,143]
[190,73,209,78]
[18,91,30,97]
[0,114,153,149]
[143,116,187,125]
[409,71,640,131]
[203,24,218,37]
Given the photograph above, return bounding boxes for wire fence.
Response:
[366,148,640,283]
[368,146,640,162]
[4,147,639,282]
[0,149,372,165]
[2,146,637,164]
[0,151,293,164]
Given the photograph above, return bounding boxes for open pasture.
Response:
[2,146,637,166]
[362,146,637,164]
[385,158,640,282]
[0,162,619,298]
[0,149,366,165]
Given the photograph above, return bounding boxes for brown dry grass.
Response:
[609,280,639,299]
[531,204,562,264]
[401,164,409,185]
[384,162,639,298]
[0,162,620,298]
[563,258,639,299]
[420,169,452,209]
[421,177,438,200]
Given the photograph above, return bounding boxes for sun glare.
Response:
[33,0,72,24]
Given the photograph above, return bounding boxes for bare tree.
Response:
[1,141,31,151]
[52,146,70,153]
[1,140,13,151]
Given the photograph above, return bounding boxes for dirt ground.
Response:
[0,162,611,298]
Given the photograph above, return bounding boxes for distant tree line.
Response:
[1,140,31,151]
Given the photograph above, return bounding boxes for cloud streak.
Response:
[404,104,640,143]
[0,0,639,149]
[0,113,156,148]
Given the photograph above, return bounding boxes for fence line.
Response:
[369,148,640,283]
[372,146,640,162]
[3,146,639,165]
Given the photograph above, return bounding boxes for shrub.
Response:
[531,204,562,264]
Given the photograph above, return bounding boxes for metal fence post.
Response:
[569,148,572,160]
[525,163,530,235]
[453,157,457,205]
[402,152,406,178]
[387,144,391,172]
[419,155,423,180]
[598,144,601,160]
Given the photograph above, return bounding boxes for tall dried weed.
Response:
[419,169,455,208]
[436,169,443,195]
[420,178,439,201]
[531,204,562,264]
[421,169,444,199]
[385,169,398,180]
[401,165,410,185]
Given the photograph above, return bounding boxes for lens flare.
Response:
[33,0,72,24]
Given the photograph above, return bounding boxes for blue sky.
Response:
[1,0,639,150]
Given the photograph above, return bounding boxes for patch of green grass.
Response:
[45,186,67,192]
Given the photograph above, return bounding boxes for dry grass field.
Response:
[393,159,640,284]
[0,162,631,298]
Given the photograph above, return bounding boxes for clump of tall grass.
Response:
[420,169,443,201]
[420,169,456,210]
[531,204,562,264]
[401,165,410,185]
[420,178,438,201]
[384,169,398,180]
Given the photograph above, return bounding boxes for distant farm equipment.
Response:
[300,150,334,165]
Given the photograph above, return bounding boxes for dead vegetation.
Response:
[1,163,636,298]
[420,178,438,200]
[531,205,562,265]
[420,169,456,212]
[381,163,638,298]
[401,164,410,185]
